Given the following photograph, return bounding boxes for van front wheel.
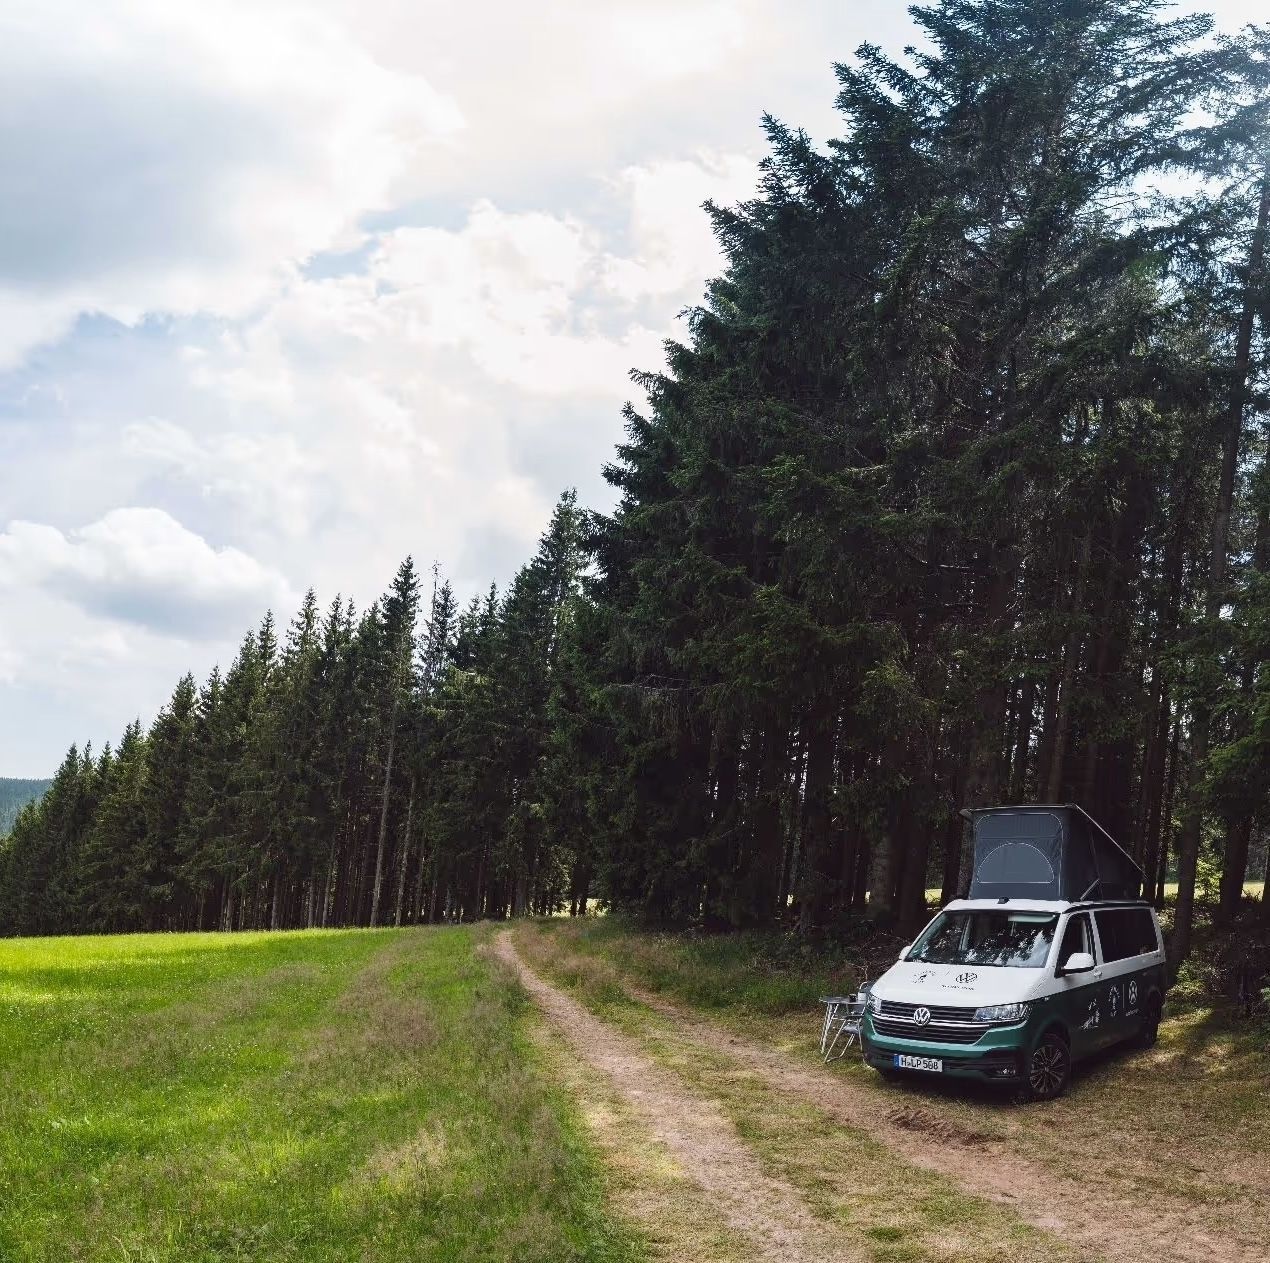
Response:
[1017,1034,1070,1103]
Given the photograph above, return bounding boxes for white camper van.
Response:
[861,805,1166,1102]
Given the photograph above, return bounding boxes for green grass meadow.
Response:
[0,927,640,1263]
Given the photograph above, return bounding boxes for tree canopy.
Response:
[3,1,1269,964]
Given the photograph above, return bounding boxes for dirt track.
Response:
[626,983,1262,1263]
[500,933,1264,1263]
[494,933,864,1263]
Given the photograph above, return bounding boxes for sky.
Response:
[0,0,1261,777]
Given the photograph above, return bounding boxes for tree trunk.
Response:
[1218,816,1253,924]
[1261,842,1270,927]
[393,780,416,927]
[1220,365,1270,923]
[1140,683,1171,891]
[958,557,1015,893]
[873,737,910,927]
[797,705,838,936]
[369,716,397,927]
[938,813,963,907]
[412,835,429,923]
[428,857,442,924]
[1046,528,1093,801]
[1034,668,1060,795]
[896,738,936,939]
[777,736,807,916]
[1157,717,1182,907]
[1008,678,1036,802]
[1171,174,1270,976]
[746,725,788,926]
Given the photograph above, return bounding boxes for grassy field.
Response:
[0,927,641,1263]
[4,917,1264,1263]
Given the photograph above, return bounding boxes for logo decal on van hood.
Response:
[955,971,979,985]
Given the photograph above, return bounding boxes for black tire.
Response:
[1016,1033,1071,1103]
[1133,996,1162,1050]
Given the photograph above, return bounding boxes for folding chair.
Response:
[819,982,871,1062]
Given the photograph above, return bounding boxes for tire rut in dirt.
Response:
[621,982,1260,1263]
[494,934,864,1263]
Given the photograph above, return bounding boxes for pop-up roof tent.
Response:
[965,805,1144,902]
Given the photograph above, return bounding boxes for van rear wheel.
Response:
[1133,997,1162,1050]
[1016,1033,1070,1103]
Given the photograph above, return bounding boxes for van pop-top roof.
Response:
[964,804,1144,902]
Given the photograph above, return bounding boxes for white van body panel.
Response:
[939,898,1070,915]
[874,958,1045,1008]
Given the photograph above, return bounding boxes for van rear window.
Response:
[909,911,1059,969]
[1095,908,1158,962]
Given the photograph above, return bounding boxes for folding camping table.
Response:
[819,984,870,1062]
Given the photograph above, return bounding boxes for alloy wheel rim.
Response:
[1029,1044,1066,1095]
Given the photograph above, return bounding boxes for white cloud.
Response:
[602,153,760,302]
[0,508,293,639]
[123,419,315,538]
[608,2,751,82]
[55,154,762,612]
[0,632,18,686]
[0,0,463,367]
[137,172,749,588]
[194,164,754,421]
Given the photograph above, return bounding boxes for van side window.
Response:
[1057,913,1090,967]
[1095,909,1157,962]
[1095,911,1122,961]
[1126,908,1158,955]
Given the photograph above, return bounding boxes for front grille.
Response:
[872,1016,987,1045]
[880,999,977,1022]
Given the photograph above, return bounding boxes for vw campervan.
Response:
[861,805,1166,1101]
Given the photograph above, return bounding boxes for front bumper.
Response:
[862,1011,1031,1082]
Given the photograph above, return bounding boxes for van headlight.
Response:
[867,992,882,1015]
[973,1002,1030,1024]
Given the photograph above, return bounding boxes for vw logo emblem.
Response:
[913,1007,931,1026]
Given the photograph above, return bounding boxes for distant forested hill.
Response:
[0,780,52,836]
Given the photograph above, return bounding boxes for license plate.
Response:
[894,1053,943,1073]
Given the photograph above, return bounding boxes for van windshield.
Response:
[909,911,1058,969]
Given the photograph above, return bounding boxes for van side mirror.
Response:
[1061,951,1095,975]
[898,944,913,962]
